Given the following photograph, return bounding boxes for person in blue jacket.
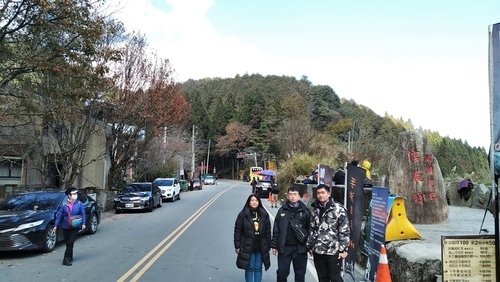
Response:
[54,187,86,266]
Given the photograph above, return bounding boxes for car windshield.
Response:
[0,192,62,211]
[206,176,214,179]
[154,179,173,186]
[123,184,151,193]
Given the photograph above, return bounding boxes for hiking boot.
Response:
[62,258,72,266]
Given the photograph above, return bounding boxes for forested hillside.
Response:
[181,74,489,183]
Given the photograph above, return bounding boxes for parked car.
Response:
[190,178,203,191]
[114,182,161,213]
[203,175,216,185]
[255,180,274,198]
[179,180,189,192]
[0,189,101,252]
[153,178,181,202]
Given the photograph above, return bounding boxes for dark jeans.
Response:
[313,253,343,282]
[62,228,79,261]
[277,245,307,282]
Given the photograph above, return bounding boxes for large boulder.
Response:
[387,241,442,282]
[446,182,494,209]
[387,131,448,223]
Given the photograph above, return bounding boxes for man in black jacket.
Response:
[271,186,311,282]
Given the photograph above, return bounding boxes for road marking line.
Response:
[118,186,234,282]
[131,192,224,281]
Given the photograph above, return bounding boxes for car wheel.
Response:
[147,199,154,212]
[41,224,57,253]
[86,213,98,234]
[177,192,181,200]
[115,209,121,214]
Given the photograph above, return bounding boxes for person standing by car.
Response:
[234,194,272,282]
[307,184,350,282]
[270,177,279,208]
[271,186,311,282]
[54,187,86,266]
[250,177,258,193]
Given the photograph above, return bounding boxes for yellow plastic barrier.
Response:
[385,197,422,241]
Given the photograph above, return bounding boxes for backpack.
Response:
[271,184,279,193]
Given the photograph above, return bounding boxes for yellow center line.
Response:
[117,185,235,282]
[130,193,225,281]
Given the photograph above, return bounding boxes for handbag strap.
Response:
[289,210,302,222]
[66,203,75,220]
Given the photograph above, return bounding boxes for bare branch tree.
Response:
[104,33,189,189]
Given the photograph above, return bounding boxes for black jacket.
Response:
[234,206,271,270]
[271,200,311,254]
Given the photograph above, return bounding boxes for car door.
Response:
[153,184,161,204]
[174,179,180,194]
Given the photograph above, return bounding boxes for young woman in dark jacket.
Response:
[234,194,272,282]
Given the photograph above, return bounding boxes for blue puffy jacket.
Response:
[55,200,86,229]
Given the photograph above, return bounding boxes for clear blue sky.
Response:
[111,0,499,149]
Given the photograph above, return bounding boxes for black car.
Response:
[255,180,274,198]
[0,189,101,252]
[113,182,161,213]
[189,178,203,191]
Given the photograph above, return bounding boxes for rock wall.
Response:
[387,241,442,282]
[82,187,117,212]
[388,131,448,224]
[446,182,494,210]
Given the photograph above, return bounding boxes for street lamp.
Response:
[249,152,257,167]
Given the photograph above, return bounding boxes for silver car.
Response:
[203,175,216,185]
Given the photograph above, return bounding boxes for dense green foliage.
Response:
[181,74,490,183]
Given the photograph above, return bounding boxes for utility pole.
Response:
[347,131,351,154]
[206,139,211,175]
[191,125,195,180]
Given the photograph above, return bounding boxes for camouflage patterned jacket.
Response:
[306,198,350,255]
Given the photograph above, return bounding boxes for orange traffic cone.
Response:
[375,244,392,282]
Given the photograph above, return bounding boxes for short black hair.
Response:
[65,187,78,196]
[316,184,331,193]
[287,186,300,193]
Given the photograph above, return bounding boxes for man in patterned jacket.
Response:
[307,184,350,282]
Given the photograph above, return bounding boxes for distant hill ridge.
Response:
[181,74,489,183]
